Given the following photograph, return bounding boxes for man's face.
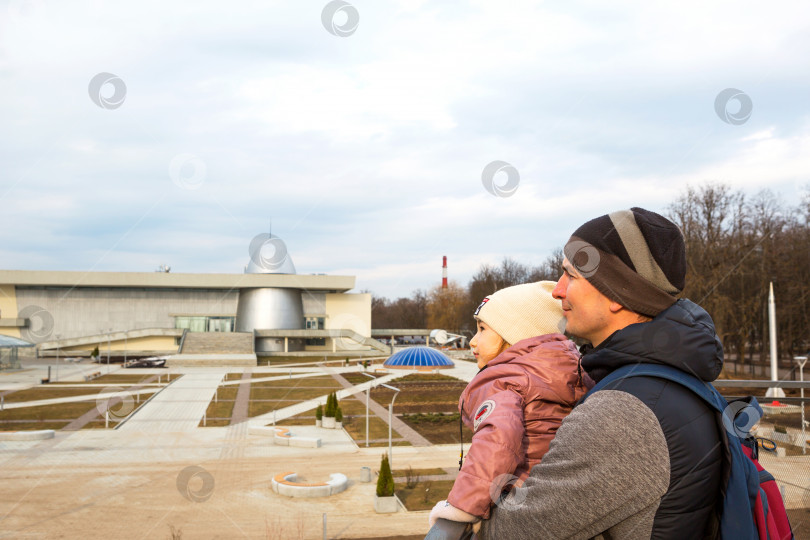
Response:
[552,257,614,346]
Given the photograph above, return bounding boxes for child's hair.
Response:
[473,281,565,345]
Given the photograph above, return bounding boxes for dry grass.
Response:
[199,385,239,427]
[86,373,161,385]
[341,415,400,446]
[391,467,447,477]
[247,377,341,417]
[0,387,117,402]
[0,421,71,430]
[0,390,153,430]
[341,373,384,385]
[395,479,455,511]
[0,401,100,422]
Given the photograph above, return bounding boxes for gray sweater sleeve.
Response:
[478,390,671,540]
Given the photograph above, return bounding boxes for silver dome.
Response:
[245,233,297,274]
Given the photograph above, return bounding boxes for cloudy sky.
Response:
[2,0,809,299]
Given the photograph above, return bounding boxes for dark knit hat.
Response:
[563,207,686,317]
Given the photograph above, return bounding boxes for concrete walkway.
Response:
[0,387,161,410]
[229,369,252,425]
[117,370,225,432]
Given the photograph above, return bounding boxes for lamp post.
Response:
[55,333,61,382]
[380,383,400,467]
[796,356,807,455]
[124,332,128,367]
[107,328,112,374]
[361,372,376,447]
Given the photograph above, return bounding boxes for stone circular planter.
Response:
[315,419,322,427]
[322,417,336,429]
[335,421,342,429]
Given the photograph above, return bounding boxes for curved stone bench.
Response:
[247,426,321,448]
[271,471,348,498]
[0,430,55,441]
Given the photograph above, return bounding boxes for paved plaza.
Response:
[1,361,808,539]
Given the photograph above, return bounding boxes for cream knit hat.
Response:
[473,281,566,346]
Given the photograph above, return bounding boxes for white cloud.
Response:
[1,0,809,297]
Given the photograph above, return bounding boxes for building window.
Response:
[305,317,325,345]
[305,317,325,330]
[175,316,235,333]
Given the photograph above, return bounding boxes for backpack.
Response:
[584,364,794,540]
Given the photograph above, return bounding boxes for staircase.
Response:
[180,332,254,354]
[168,332,256,367]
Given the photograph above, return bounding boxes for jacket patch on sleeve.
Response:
[473,400,496,431]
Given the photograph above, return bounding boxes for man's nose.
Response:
[552,277,566,300]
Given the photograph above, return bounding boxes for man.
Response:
[478,207,724,539]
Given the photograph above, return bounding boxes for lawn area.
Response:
[258,357,338,366]
[396,479,455,511]
[391,467,447,477]
[368,374,466,415]
[0,390,153,430]
[342,373,384,385]
[199,385,239,427]
[85,373,164,385]
[247,376,342,417]
[341,413,402,447]
[1,374,162,403]
[0,421,72,430]
[273,393,413,447]
[401,412,472,445]
[0,387,119,403]
[0,401,98,427]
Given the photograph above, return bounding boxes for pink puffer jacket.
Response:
[446,333,592,519]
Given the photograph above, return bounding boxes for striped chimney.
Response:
[442,256,448,288]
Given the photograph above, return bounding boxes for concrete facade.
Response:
[0,269,379,359]
[14,286,237,342]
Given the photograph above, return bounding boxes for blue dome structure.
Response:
[384,347,455,370]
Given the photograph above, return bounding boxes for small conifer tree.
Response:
[376,453,395,497]
[315,404,323,421]
[335,406,343,423]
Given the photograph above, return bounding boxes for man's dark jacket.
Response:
[479,299,724,539]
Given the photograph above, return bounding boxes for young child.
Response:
[428,281,592,529]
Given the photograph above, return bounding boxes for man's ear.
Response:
[608,301,624,314]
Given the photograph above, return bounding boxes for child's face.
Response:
[470,319,507,369]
